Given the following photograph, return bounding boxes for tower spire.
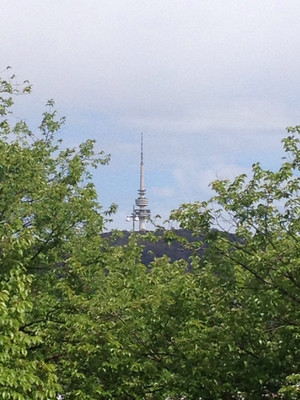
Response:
[140,132,144,192]
[141,132,144,163]
[135,133,150,231]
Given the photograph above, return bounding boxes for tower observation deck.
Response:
[134,133,151,231]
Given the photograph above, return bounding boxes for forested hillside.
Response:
[102,229,206,266]
[0,73,299,399]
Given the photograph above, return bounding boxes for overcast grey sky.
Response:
[2,1,300,229]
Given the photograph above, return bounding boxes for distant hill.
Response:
[102,229,207,266]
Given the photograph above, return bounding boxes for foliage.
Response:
[1,68,299,399]
[279,374,300,399]
[0,69,109,399]
[169,126,300,398]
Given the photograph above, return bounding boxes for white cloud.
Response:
[150,186,175,199]
[173,161,252,200]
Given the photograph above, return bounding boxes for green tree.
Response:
[1,68,299,399]
[0,70,111,399]
[169,127,300,399]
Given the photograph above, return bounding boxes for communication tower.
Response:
[127,133,151,231]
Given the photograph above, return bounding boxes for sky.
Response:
[2,0,300,230]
